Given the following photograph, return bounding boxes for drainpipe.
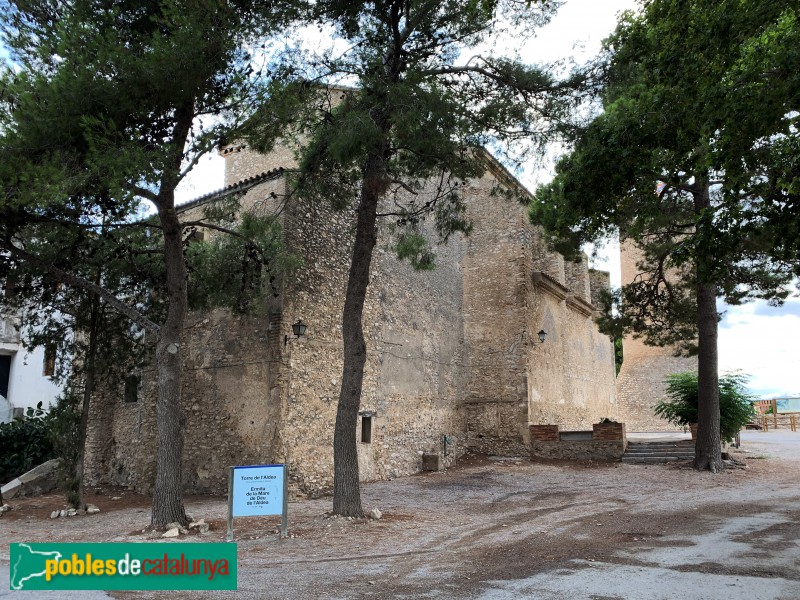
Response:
[442,434,452,458]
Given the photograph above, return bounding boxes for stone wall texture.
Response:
[85,144,618,496]
[530,440,626,461]
[616,241,698,431]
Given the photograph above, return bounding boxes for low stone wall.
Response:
[531,440,626,461]
[529,423,627,461]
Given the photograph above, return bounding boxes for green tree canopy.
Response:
[0,0,299,525]
[532,0,799,471]
[250,0,591,516]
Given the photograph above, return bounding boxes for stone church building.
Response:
[85,139,619,497]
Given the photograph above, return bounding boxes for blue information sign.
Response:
[231,464,285,517]
[226,464,289,541]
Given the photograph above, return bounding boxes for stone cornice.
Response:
[566,295,596,318]
[532,272,569,301]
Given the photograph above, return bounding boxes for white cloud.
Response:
[520,0,637,64]
[719,298,800,397]
[175,152,226,206]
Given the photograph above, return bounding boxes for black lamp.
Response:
[285,319,307,346]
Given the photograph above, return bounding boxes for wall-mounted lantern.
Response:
[284,319,308,347]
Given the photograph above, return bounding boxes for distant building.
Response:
[757,396,800,414]
[0,310,63,423]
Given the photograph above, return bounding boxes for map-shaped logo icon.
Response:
[10,543,63,590]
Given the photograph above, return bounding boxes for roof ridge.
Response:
[176,167,293,212]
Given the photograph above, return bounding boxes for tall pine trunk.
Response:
[693,180,723,471]
[74,291,100,509]
[151,202,189,527]
[149,103,193,527]
[332,152,387,517]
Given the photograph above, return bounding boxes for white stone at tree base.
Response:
[188,519,210,533]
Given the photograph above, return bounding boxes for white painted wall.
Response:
[0,343,63,422]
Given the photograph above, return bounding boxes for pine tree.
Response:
[532,0,799,471]
[251,0,589,516]
[0,0,299,525]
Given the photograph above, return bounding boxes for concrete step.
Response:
[628,444,694,452]
[624,452,695,458]
[621,456,692,463]
[624,451,695,457]
[627,441,695,446]
[626,443,694,450]
[622,441,695,464]
[622,440,694,464]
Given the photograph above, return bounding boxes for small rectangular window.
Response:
[3,274,15,298]
[43,347,56,378]
[361,415,372,444]
[187,229,206,243]
[124,374,140,403]
[0,354,10,398]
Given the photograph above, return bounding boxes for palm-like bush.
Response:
[655,372,756,443]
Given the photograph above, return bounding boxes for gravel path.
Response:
[2,430,799,599]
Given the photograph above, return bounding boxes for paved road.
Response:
[0,571,113,600]
[475,429,800,600]
[741,429,800,460]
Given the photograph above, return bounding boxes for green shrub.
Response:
[654,371,756,443]
[0,402,55,484]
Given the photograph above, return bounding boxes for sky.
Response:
[175,0,799,399]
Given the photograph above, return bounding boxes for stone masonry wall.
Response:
[460,173,532,455]
[527,272,618,430]
[85,139,620,494]
[85,177,289,493]
[616,354,697,432]
[84,307,283,494]
[617,241,697,431]
[460,163,617,454]
[588,269,610,310]
[277,176,469,496]
[564,255,591,303]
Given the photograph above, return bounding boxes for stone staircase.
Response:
[621,440,696,464]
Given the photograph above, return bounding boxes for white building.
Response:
[0,311,63,422]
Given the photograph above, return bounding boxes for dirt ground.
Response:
[2,430,800,599]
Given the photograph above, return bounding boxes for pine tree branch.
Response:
[132,186,158,202]
[0,239,160,333]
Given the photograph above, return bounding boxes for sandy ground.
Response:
[2,430,799,599]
